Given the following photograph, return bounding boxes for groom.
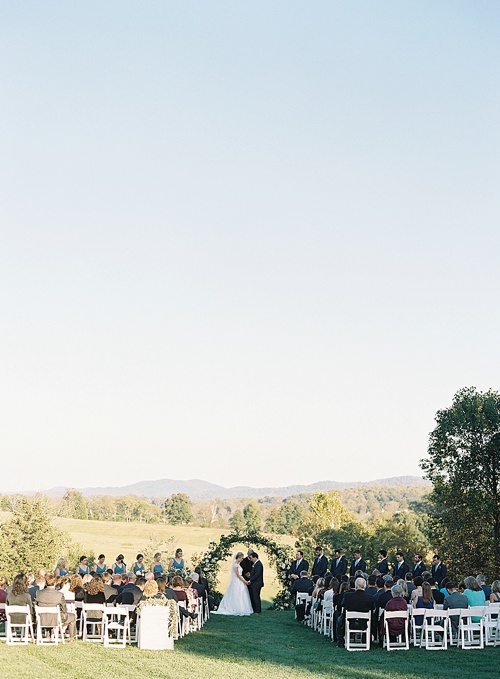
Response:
[248,552,264,614]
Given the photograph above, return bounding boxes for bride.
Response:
[213,552,254,616]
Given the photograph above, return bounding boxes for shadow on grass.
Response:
[176,602,498,679]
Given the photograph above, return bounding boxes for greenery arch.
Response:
[195,530,294,610]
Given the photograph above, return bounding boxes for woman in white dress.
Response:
[213,552,254,616]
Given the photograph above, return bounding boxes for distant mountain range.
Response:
[46,475,429,501]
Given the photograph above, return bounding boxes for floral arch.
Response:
[195,530,294,610]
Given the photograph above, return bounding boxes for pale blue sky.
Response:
[1,1,499,493]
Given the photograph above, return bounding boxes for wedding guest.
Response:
[477,574,492,600]
[116,576,144,605]
[6,573,33,623]
[82,574,93,589]
[29,573,46,600]
[169,549,184,572]
[36,573,77,641]
[69,574,85,601]
[102,572,118,602]
[490,580,500,604]
[443,582,468,636]
[55,558,69,577]
[463,576,486,615]
[414,581,435,626]
[84,576,106,623]
[57,575,74,600]
[0,576,9,625]
[379,583,408,646]
[77,556,90,576]
[189,572,207,600]
[410,576,423,605]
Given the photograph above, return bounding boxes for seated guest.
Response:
[29,573,46,600]
[379,583,408,646]
[0,576,8,625]
[490,580,500,604]
[36,573,77,641]
[397,579,410,602]
[463,576,486,620]
[289,551,309,582]
[429,578,444,604]
[377,579,394,610]
[136,579,178,636]
[69,574,85,601]
[6,573,33,624]
[291,571,314,596]
[189,572,207,600]
[376,550,389,576]
[405,572,416,598]
[111,573,123,591]
[366,574,377,597]
[477,574,492,600]
[411,576,423,605]
[443,582,468,636]
[414,581,435,626]
[117,575,145,605]
[102,572,118,602]
[439,577,450,596]
[336,577,375,647]
[84,576,106,625]
[57,575,73,600]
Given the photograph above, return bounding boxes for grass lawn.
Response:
[1,603,498,678]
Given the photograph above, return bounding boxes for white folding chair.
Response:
[81,603,106,642]
[103,607,130,647]
[0,604,6,641]
[5,605,34,645]
[120,604,137,643]
[137,606,173,650]
[410,607,426,646]
[383,610,409,650]
[459,607,485,649]
[446,609,462,647]
[295,593,312,624]
[321,601,333,636]
[35,605,65,645]
[177,601,190,638]
[345,611,371,651]
[422,609,448,650]
[484,603,500,645]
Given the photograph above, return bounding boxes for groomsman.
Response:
[330,549,348,578]
[311,546,328,578]
[431,555,447,586]
[289,551,309,581]
[349,549,367,576]
[412,554,427,578]
[392,552,409,579]
[376,550,389,575]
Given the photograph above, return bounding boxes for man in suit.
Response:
[336,577,376,647]
[393,552,409,580]
[116,575,144,605]
[412,553,426,578]
[350,550,367,576]
[331,549,348,578]
[36,573,77,641]
[289,550,309,582]
[431,555,447,586]
[291,571,314,622]
[477,574,492,600]
[312,546,328,578]
[376,550,389,575]
[249,552,264,614]
[240,549,254,582]
[443,582,468,636]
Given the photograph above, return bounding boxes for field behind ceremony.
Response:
[52,515,296,595]
[1,606,498,679]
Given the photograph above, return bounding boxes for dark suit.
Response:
[116,584,143,605]
[376,559,389,575]
[350,558,367,576]
[35,587,77,640]
[412,561,426,578]
[331,556,348,577]
[393,561,409,579]
[291,577,314,596]
[240,557,253,581]
[289,559,309,580]
[337,590,376,644]
[312,555,328,577]
[444,591,468,634]
[431,563,447,586]
[249,560,264,613]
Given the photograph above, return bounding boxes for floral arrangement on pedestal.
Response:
[192,529,293,610]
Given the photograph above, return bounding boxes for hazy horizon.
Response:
[2,2,499,494]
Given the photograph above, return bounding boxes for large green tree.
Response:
[421,386,500,579]
[164,493,193,525]
[243,502,262,532]
[0,496,67,575]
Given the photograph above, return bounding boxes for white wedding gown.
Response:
[213,562,253,616]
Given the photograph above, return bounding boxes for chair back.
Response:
[137,605,173,650]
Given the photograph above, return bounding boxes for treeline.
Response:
[0,484,427,529]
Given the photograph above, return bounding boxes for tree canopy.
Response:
[164,493,193,525]
[421,386,500,579]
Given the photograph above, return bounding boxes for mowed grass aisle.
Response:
[1,605,499,678]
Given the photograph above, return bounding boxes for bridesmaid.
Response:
[95,554,107,575]
[112,554,126,575]
[151,552,164,577]
[169,548,184,571]
[133,553,147,577]
[55,558,69,577]
[77,555,90,576]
